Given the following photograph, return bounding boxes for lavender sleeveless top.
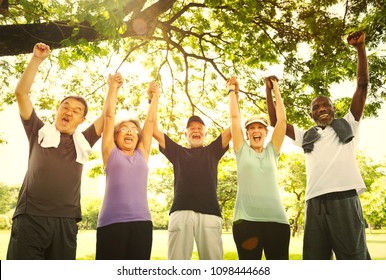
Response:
[97,147,151,228]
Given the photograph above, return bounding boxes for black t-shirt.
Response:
[13,110,100,221]
[160,134,228,217]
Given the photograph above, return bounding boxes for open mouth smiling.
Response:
[62,116,70,125]
[192,133,201,140]
[319,113,330,119]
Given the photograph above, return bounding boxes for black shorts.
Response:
[7,214,78,260]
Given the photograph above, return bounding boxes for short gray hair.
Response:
[114,119,143,148]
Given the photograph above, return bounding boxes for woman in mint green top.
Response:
[227,76,290,260]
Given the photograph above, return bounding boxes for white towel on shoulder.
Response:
[73,130,93,164]
[38,124,60,148]
[38,124,92,164]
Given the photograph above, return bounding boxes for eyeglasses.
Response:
[118,127,139,134]
[60,105,84,116]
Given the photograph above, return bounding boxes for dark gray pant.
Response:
[7,214,78,260]
[303,190,371,260]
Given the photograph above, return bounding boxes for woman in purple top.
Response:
[96,74,160,260]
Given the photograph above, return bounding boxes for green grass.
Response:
[1,229,385,260]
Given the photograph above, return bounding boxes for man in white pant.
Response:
[153,115,231,259]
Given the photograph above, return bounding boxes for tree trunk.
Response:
[0,21,103,56]
[0,0,178,57]
[292,211,302,237]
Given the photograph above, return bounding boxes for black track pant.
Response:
[232,220,290,260]
[96,221,153,260]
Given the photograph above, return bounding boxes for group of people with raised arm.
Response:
[7,30,371,260]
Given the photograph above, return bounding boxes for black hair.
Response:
[60,96,88,117]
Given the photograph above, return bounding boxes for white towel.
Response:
[38,124,60,148]
[73,130,93,164]
[38,124,92,164]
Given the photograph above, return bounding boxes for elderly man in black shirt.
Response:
[7,43,103,260]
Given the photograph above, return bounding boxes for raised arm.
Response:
[92,108,105,137]
[348,31,368,121]
[93,82,110,137]
[265,76,295,140]
[221,127,232,149]
[15,43,50,120]
[227,76,243,152]
[266,76,277,127]
[138,82,160,161]
[151,87,166,150]
[101,73,123,166]
[269,78,287,154]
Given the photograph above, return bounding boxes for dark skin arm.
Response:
[348,31,368,121]
[265,75,295,140]
[266,31,368,140]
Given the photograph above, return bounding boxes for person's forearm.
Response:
[356,44,369,88]
[15,57,43,98]
[146,92,159,126]
[105,87,118,118]
[266,87,277,126]
[229,90,240,121]
[141,92,160,155]
[273,87,286,125]
[96,86,118,136]
[151,94,165,147]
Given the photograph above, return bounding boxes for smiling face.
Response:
[246,122,268,152]
[54,98,86,134]
[310,96,336,127]
[185,121,206,148]
[114,121,141,153]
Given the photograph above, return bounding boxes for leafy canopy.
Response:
[0,0,385,135]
